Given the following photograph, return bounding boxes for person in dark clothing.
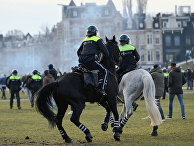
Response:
[185,68,193,90]
[48,64,58,80]
[77,25,109,96]
[166,63,186,119]
[116,34,140,82]
[116,34,140,108]
[7,70,21,109]
[162,69,169,99]
[28,70,42,107]
[0,74,7,99]
[150,64,165,121]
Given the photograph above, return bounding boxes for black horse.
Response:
[35,36,121,143]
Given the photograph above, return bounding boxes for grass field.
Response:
[0,90,194,146]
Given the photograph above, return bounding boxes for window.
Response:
[156,50,160,62]
[186,36,191,45]
[155,23,159,28]
[139,35,145,45]
[141,54,145,61]
[183,21,187,27]
[165,35,171,46]
[177,22,181,28]
[163,22,167,28]
[139,23,144,28]
[174,35,180,46]
[127,20,132,29]
[147,34,152,44]
[148,50,153,61]
[73,11,77,17]
[155,38,160,45]
[105,9,109,16]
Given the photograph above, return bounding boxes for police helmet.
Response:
[12,70,17,75]
[32,70,38,75]
[86,25,97,37]
[163,69,167,73]
[119,34,130,45]
[48,64,53,69]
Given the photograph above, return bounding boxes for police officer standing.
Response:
[116,34,140,82]
[77,25,109,96]
[7,70,21,109]
[29,70,42,107]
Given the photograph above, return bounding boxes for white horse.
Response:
[114,69,162,136]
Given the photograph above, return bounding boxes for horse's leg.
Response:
[120,104,126,122]
[70,103,93,142]
[107,96,120,141]
[119,99,133,134]
[56,104,72,143]
[151,126,158,136]
[100,102,111,131]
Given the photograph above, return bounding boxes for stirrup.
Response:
[97,89,107,96]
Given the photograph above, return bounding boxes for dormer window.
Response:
[155,23,159,28]
[73,10,77,17]
[105,9,109,16]
[139,23,143,28]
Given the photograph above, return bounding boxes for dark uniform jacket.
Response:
[150,67,164,97]
[119,44,140,73]
[168,67,186,94]
[7,75,21,91]
[77,36,109,57]
[29,74,42,91]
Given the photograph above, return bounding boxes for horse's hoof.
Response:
[113,132,120,141]
[119,126,123,134]
[101,122,108,131]
[85,133,93,142]
[151,131,158,136]
[65,137,72,143]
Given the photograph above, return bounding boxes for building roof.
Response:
[69,0,76,6]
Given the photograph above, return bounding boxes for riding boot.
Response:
[97,79,107,96]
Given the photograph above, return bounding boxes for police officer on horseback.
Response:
[77,25,109,96]
[117,34,140,82]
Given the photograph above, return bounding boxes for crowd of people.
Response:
[0,64,63,109]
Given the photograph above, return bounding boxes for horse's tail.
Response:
[142,75,162,126]
[35,82,58,128]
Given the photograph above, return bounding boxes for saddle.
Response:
[71,64,99,88]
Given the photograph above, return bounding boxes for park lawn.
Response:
[0,91,193,146]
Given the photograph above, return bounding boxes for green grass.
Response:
[0,90,194,146]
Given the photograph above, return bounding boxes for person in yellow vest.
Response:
[57,68,62,78]
[29,70,42,107]
[116,34,140,82]
[162,68,169,99]
[7,70,21,109]
[77,25,109,96]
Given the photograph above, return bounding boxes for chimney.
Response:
[175,5,177,16]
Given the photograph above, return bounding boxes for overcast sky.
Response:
[0,0,193,35]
